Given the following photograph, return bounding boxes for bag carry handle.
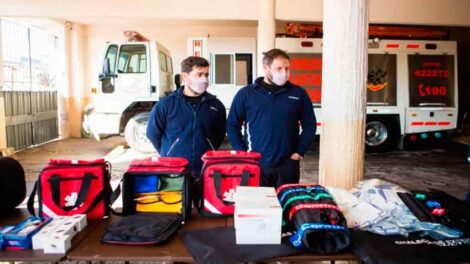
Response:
[50,173,93,211]
[27,173,107,216]
[213,170,251,205]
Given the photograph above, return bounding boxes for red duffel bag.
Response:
[199,150,261,217]
[27,158,113,220]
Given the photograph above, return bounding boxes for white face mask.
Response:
[268,70,289,86]
[189,76,209,94]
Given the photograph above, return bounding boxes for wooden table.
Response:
[0,208,100,263]
[68,213,357,263]
[2,209,357,263]
[225,217,358,263]
[67,213,228,263]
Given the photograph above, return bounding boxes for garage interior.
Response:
[0,1,470,263]
[1,0,469,200]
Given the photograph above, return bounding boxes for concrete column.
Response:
[319,0,369,189]
[257,0,276,77]
[0,19,7,150]
[59,22,72,139]
[62,22,86,138]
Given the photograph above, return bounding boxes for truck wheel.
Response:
[365,116,399,153]
[124,112,156,153]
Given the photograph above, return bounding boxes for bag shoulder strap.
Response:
[27,181,39,216]
[109,179,122,216]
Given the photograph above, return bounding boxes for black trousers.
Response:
[260,158,300,189]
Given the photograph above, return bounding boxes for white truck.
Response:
[190,37,458,152]
[82,32,174,153]
[277,38,458,152]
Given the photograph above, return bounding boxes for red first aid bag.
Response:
[27,158,112,220]
[199,150,261,216]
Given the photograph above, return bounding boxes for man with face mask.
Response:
[227,49,316,188]
[147,56,226,178]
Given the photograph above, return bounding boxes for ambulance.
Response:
[277,38,458,152]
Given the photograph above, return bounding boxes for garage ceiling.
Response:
[0,0,469,27]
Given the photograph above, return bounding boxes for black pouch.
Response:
[398,190,470,236]
[0,157,26,213]
[277,183,350,254]
[101,213,181,245]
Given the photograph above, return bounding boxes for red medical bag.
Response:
[28,159,112,220]
[199,150,261,216]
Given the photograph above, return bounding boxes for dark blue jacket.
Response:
[146,88,226,172]
[227,77,316,168]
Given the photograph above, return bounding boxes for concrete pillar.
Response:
[62,21,86,138]
[319,0,369,189]
[0,19,7,150]
[59,22,72,139]
[257,0,276,77]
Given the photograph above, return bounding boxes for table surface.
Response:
[69,213,357,262]
[225,216,358,262]
[2,209,357,263]
[0,208,101,262]
[67,213,228,262]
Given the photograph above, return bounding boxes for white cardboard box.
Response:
[235,186,278,201]
[235,195,282,245]
[32,218,67,250]
[234,186,280,230]
[32,215,84,250]
[54,221,77,237]
[43,234,72,254]
[70,214,87,231]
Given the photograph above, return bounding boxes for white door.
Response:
[209,53,253,111]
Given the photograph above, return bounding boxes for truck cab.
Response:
[83,32,173,153]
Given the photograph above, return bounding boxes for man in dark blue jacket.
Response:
[146,56,226,176]
[227,49,316,188]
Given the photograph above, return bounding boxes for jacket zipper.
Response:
[166,137,180,156]
[180,94,215,167]
[206,138,215,150]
